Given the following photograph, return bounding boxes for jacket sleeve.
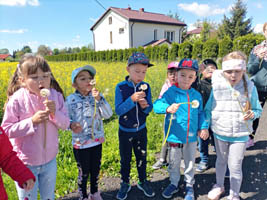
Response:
[247,50,261,76]
[97,94,113,119]
[1,99,36,139]
[250,86,263,120]
[153,91,171,114]
[0,127,35,188]
[115,84,135,116]
[197,95,209,130]
[204,90,214,127]
[49,93,70,130]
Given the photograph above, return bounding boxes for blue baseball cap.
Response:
[71,65,96,84]
[178,58,198,72]
[127,52,153,67]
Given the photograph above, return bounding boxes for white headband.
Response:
[222,59,246,71]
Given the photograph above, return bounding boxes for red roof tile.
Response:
[91,7,186,30]
[144,38,171,47]
[0,54,11,59]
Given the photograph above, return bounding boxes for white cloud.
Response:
[89,18,97,23]
[253,24,263,34]
[178,2,229,17]
[72,35,80,43]
[255,3,263,9]
[0,29,28,34]
[0,0,39,6]
[187,23,196,31]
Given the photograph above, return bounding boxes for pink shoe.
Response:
[208,185,225,200]
[246,138,254,149]
[90,192,103,200]
[227,195,240,200]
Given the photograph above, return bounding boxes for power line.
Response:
[94,0,106,11]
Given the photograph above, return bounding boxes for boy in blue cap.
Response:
[154,59,209,200]
[115,52,155,200]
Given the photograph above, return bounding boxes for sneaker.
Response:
[137,180,155,197]
[246,138,254,149]
[196,162,208,173]
[185,186,195,200]
[207,184,225,200]
[227,195,240,200]
[152,160,167,169]
[162,184,179,199]
[90,192,103,200]
[116,182,131,200]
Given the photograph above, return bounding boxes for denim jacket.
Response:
[65,90,113,149]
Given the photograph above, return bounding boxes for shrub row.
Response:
[45,34,265,62]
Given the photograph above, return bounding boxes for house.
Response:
[187,27,216,39]
[0,54,11,61]
[90,7,186,51]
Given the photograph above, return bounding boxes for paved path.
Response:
[60,105,267,200]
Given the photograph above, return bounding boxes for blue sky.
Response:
[0,0,266,53]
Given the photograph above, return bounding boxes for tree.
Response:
[218,0,252,40]
[200,21,212,42]
[167,11,187,42]
[0,48,9,54]
[53,48,59,55]
[37,45,51,56]
[21,46,32,54]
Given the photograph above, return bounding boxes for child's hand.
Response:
[138,98,149,109]
[22,179,35,191]
[43,99,56,115]
[166,103,180,113]
[243,110,254,120]
[70,122,83,133]
[131,91,146,102]
[92,87,101,101]
[32,110,50,124]
[198,129,209,140]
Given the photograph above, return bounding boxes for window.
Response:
[154,29,157,40]
[119,28,124,34]
[164,31,175,42]
[110,31,112,44]
[109,17,112,25]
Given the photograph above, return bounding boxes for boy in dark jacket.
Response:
[115,52,155,200]
[193,59,217,172]
[0,126,35,200]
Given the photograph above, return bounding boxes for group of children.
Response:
[0,50,262,200]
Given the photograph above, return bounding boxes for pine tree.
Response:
[218,0,252,40]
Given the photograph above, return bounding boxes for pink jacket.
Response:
[158,80,173,99]
[1,88,70,166]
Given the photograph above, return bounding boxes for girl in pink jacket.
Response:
[1,54,70,200]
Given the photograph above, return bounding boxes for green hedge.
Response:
[45,34,265,62]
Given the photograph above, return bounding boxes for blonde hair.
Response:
[222,51,247,62]
[263,22,267,33]
[223,51,250,109]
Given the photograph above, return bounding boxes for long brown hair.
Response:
[6,54,64,100]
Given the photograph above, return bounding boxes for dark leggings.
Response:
[251,90,267,139]
[73,144,102,198]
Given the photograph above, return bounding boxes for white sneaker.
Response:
[208,184,225,200]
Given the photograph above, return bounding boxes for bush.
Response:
[144,46,153,60]
[202,38,218,59]
[159,45,169,61]
[178,41,192,59]
[168,43,179,61]
[233,34,256,56]
[192,40,203,61]
[219,36,233,58]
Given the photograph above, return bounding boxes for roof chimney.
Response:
[139,8,144,12]
[127,6,131,10]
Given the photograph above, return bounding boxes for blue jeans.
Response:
[198,129,214,164]
[16,158,57,200]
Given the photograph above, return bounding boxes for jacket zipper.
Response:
[132,82,140,131]
[186,92,190,144]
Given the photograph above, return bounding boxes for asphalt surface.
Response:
[60,105,267,200]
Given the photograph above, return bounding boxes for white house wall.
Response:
[131,22,183,48]
[93,11,130,51]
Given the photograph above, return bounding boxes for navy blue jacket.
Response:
[115,76,153,132]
